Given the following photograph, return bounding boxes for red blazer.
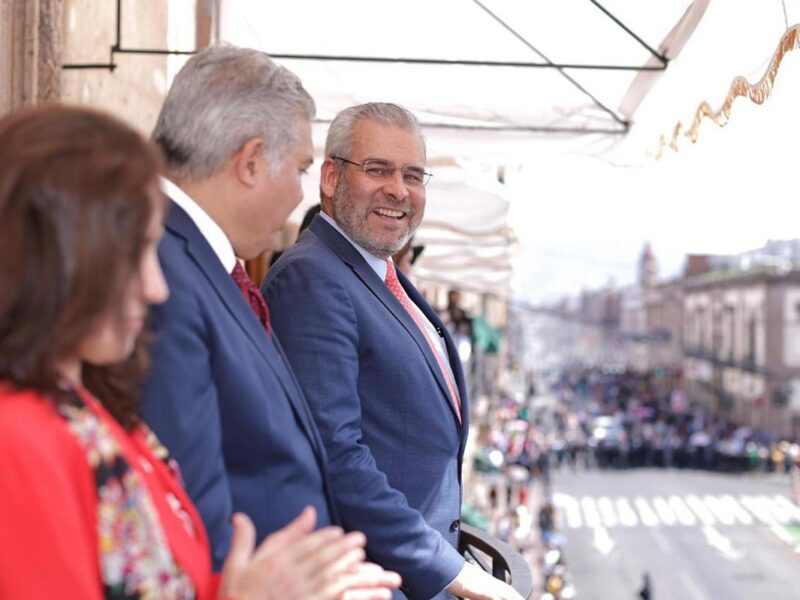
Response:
[0,384,217,599]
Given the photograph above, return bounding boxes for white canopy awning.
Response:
[221,0,700,162]
[218,1,800,300]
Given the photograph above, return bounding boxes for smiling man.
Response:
[263,103,521,600]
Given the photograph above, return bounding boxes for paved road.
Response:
[549,467,800,599]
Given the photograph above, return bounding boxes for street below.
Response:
[550,467,800,599]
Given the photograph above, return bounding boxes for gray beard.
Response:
[331,176,417,258]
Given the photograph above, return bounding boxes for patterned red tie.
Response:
[231,261,271,338]
[384,260,461,422]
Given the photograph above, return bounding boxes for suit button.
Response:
[449,519,460,533]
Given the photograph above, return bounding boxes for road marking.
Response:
[771,495,800,522]
[635,497,660,527]
[758,494,791,524]
[653,496,677,525]
[702,525,743,561]
[553,492,582,528]
[679,572,708,600]
[581,496,601,528]
[702,495,735,525]
[592,525,615,555]
[741,495,776,524]
[616,497,638,526]
[720,494,753,525]
[551,493,795,530]
[669,495,697,526]
[686,495,716,525]
[650,528,672,554]
[597,496,618,528]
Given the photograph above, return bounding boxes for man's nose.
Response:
[380,169,410,201]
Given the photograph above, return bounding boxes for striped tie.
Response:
[384,260,461,422]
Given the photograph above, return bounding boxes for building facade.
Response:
[683,267,800,437]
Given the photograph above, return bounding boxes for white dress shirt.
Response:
[161,177,237,273]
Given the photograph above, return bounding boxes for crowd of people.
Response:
[0,45,523,599]
[474,365,800,482]
[467,394,576,600]
[547,366,800,474]
[465,361,800,599]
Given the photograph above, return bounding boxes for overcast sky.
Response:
[505,133,800,304]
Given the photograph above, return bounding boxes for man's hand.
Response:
[446,561,524,600]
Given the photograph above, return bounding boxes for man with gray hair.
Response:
[141,47,399,598]
[263,103,522,599]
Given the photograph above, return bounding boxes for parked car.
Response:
[590,415,628,467]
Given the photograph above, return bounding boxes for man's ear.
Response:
[320,157,340,198]
[233,138,265,187]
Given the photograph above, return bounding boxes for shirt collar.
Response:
[319,212,389,281]
[161,176,237,273]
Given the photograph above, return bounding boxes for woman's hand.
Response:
[219,506,401,600]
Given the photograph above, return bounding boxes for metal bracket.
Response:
[61,0,196,71]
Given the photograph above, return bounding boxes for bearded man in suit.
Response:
[263,102,521,600]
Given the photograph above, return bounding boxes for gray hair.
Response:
[324,102,425,168]
[153,44,315,180]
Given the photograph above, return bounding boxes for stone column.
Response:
[37,0,63,102]
[0,0,63,115]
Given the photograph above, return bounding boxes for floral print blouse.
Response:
[0,385,215,599]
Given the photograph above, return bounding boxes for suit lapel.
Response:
[309,217,463,427]
[165,202,327,458]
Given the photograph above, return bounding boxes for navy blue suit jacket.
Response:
[263,216,468,599]
[141,202,337,570]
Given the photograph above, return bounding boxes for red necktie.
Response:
[385,260,461,422]
[231,262,271,338]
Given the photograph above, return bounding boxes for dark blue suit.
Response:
[141,201,337,570]
[263,216,468,599]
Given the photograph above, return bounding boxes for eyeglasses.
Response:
[332,156,432,187]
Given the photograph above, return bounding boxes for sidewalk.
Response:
[463,428,547,597]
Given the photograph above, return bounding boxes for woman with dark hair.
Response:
[0,105,399,600]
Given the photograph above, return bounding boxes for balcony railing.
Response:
[458,523,534,599]
[683,346,765,374]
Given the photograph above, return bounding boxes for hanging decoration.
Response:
[656,24,800,159]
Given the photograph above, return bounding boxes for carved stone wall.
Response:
[0,0,63,116]
[60,0,171,135]
[1,0,204,134]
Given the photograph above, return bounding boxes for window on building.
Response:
[747,316,757,365]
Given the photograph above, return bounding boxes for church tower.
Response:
[639,242,657,288]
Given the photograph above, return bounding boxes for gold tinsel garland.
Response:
[656,25,800,159]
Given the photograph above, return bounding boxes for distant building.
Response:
[684,254,727,277]
[646,279,684,346]
[565,240,800,437]
[734,239,800,271]
[619,284,646,337]
[684,239,800,276]
[639,242,658,289]
[683,266,800,437]
[622,244,682,340]
[579,280,621,327]
[619,244,683,369]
